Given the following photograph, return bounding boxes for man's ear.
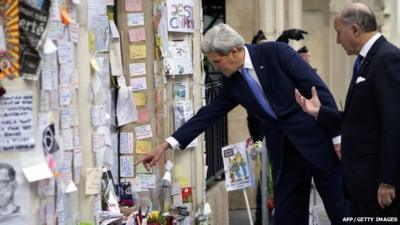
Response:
[352,23,361,36]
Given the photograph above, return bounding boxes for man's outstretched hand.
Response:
[135,141,171,170]
[294,86,321,118]
[276,29,308,43]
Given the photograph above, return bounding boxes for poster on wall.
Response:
[0,91,35,151]
[19,0,51,79]
[163,41,193,75]
[0,0,19,80]
[222,142,254,191]
[166,0,194,33]
[0,159,31,225]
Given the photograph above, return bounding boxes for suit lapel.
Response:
[344,36,386,112]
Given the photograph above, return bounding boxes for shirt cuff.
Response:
[332,135,341,145]
[165,136,180,150]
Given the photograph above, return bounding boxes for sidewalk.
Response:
[229,192,330,225]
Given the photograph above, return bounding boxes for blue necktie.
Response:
[241,68,277,119]
[352,55,364,82]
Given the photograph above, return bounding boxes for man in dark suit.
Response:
[137,23,348,225]
[295,3,400,219]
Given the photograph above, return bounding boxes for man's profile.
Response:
[0,163,20,222]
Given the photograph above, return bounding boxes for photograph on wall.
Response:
[0,159,31,225]
[0,0,19,80]
[222,142,254,191]
[166,0,194,33]
[163,41,193,75]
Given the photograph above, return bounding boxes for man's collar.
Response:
[243,46,255,70]
[359,32,382,58]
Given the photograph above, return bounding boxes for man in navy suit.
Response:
[138,23,348,224]
[295,3,400,219]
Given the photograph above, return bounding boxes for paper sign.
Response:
[127,13,144,26]
[22,163,53,182]
[136,140,151,154]
[85,168,103,195]
[222,142,255,191]
[167,0,195,33]
[134,125,152,140]
[137,174,156,189]
[130,45,147,59]
[0,91,35,151]
[91,105,105,127]
[128,27,146,42]
[164,41,193,75]
[120,132,134,154]
[129,63,146,76]
[131,76,147,91]
[133,93,146,106]
[120,156,134,177]
[126,0,142,12]
[137,108,150,123]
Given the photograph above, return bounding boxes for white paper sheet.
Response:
[116,86,138,126]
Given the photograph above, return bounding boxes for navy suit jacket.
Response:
[317,36,400,200]
[172,42,340,184]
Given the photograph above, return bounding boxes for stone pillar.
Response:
[288,0,303,50]
[260,0,277,40]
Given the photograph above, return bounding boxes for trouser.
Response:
[273,138,349,225]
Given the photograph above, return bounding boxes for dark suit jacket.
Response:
[317,36,400,200]
[172,42,340,184]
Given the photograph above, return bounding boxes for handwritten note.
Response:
[128,27,146,42]
[0,91,35,151]
[137,174,156,189]
[92,132,105,152]
[85,168,103,195]
[133,93,146,106]
[129,63,146,77]
[137,108,150,123]
[120,156,134,177]
[135,125,152,140]
[125,0,142,12]
[130,45,147,59]
[91,105,105,127]
[120,132,134,154]
[131,76,147,91]
[136,140,151,154]
[62,128,74,150]
[127,13,144,26]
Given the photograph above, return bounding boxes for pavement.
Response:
[229,192,330,225]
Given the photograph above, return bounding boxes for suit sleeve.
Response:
[275,43,341,137]
[171,82,238,149]
[316,105,344,130]
[374,52,400,185]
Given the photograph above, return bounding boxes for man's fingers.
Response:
[311,86,318,99]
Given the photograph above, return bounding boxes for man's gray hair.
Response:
[340,3,377,32]
[201,23,245,55]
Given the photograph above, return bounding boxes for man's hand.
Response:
[276,29,308,43]
[135,141,171,170]
[378,183,396,209]
[333,143,341,160]
[294,87,321,118]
